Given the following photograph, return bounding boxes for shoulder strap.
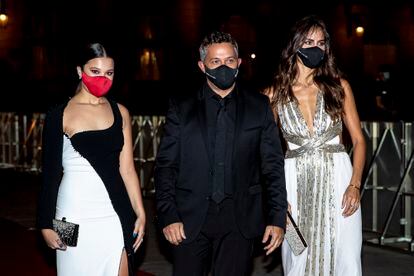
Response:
[108,99,123,128]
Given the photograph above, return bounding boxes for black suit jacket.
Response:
[155,84,287,243]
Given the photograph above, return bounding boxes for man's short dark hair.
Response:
[199,31,239,61]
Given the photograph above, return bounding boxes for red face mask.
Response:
[81,72,113,97]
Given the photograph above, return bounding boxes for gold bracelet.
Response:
[349,184,360,190]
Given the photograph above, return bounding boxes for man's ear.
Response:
[198,61,206,73]
[237,58,242,67]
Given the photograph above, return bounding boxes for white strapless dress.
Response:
[55,135,124,276]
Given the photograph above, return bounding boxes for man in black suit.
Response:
[155,31,287,275]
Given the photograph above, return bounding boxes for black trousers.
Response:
[172,198,254,276]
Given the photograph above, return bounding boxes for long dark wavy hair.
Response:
[269,15,345,121]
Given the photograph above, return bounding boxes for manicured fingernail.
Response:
[56,239,64,248]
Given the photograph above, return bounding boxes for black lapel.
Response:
[196,86,212,167]
[232,86,245,164]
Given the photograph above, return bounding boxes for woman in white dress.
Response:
[37,43,146,276]
[265,15,366,275]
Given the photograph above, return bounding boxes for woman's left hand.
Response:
[342,184,360,217]
[132,214,146,252]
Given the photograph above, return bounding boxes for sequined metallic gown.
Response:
[279,92,362,276]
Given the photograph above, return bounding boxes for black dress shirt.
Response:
[204,84,236,198]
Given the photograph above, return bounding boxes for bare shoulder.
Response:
[117,103,131,119]
[340,78,353,95]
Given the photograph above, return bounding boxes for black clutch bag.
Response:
[53,217,79,247]
[285,212,307,256]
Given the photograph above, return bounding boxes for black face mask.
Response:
[297,46,325,68]
[204,65,238,90]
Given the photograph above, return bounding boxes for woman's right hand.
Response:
[41,229,67,250]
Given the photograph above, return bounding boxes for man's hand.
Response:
[262,225,284,255]
[163,222,186,245]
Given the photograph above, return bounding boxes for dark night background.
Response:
[1,0,414,119]
[1,2,414,275]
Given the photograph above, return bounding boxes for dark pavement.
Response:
[0,169,413,276]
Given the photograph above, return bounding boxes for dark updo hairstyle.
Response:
[77,42,110,69]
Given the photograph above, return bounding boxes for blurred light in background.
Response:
[0,13,7,28]
[356,26,364,36]
[0,0,7,28]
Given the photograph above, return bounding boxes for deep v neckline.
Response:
[294,91,321,137]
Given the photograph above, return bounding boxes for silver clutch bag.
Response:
[285,212,307,256]
[53,217,79,247]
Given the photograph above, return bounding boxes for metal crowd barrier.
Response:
[359,121,414,252]
[0,112,165,197]
[130,116,166,196]
[0,112,44,171]
[1,113,413,252]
